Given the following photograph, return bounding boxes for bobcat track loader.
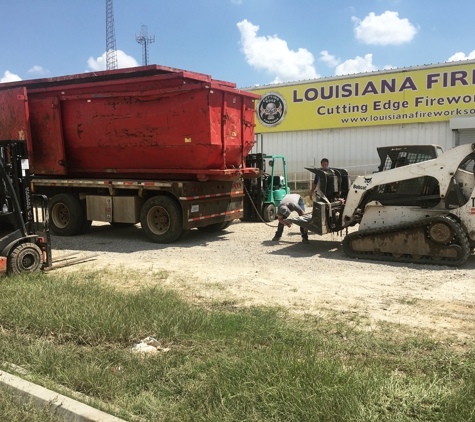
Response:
[288,143,475,266]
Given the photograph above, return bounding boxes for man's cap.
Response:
[277,204,291,218]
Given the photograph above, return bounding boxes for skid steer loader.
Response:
[288,142,475,267]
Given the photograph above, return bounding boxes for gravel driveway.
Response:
[51,218,475,341]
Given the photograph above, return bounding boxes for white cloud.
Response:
[237,19,319,83]
[447,50,475,62]
[28,65,49,75]
[352,11,417,45]
[87,50,139,72]
[335,54,378,76]
[0,70,22,83]
[319,51,340,67]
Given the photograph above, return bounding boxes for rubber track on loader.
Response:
[342,215,470,267]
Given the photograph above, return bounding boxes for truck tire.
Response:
[140,196,183,243]
[263,204,276,222]
[177,229,191,240]
[197,221,232,232]
[49,194,85,236]
[8,243,42,274]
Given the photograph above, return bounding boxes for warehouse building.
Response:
[245,59,475,182]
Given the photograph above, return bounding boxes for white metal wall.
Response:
[253,121,454,179]
[458,129,475,145]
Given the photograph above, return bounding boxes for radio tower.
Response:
[106,0,118,70]
[136,25,155,66]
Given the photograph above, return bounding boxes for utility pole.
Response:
[106,0,118,70]
[136,25,155,66]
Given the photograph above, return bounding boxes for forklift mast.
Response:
[0,140,33,234]
[243,153,265,221]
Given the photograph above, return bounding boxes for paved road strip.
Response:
[0,370,126,422]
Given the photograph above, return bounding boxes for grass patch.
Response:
[0,388,62,421]
[0,271,474,421]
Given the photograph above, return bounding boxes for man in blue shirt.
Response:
[309,158,329,201]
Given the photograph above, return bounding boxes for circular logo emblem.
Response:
[257,92,286,128]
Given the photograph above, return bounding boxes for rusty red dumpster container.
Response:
[0,65,260,181]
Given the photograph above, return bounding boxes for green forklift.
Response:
[243,152,290,222]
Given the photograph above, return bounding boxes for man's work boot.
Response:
[272,236,281,241]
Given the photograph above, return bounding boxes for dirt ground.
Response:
[51,218,475,341]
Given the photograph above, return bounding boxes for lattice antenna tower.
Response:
[136,25,155,66]
[106,0,118,70]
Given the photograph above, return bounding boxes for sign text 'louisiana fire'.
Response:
[251,60,475,132]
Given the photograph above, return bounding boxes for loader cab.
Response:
[376,144,443,172]
[362,144,444,209]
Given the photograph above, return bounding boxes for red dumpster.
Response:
[0,65,260,181]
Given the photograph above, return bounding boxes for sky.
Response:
[1,0,475,89]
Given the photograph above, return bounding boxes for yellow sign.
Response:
[250,62,475,132]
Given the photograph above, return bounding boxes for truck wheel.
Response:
[8,243,42,274]
[140,196,183,243]
[49,194,85,236]
[197,221,232,232]
[263,204,276,222]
